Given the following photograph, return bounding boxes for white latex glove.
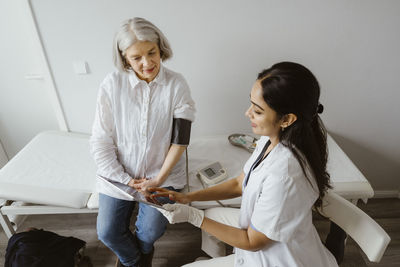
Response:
[158,203,205,228]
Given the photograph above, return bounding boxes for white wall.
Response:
[1,0,399,191]
[0,0,60,158]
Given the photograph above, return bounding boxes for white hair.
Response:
[113,17,173,72]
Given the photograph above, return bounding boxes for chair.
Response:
[319,191,391,263]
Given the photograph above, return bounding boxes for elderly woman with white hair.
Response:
[90,17,195,267]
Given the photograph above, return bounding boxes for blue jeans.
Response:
[97,187,177,267]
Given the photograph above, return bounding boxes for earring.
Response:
[281,127,285,132]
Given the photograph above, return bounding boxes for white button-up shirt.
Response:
[90,65,195,198]
[235,136,338,267]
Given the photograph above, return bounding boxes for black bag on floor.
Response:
[5,228,86,267]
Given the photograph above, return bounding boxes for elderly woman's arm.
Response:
[156,144,187,184]
[90,85,133,184]
[130,144,186,190]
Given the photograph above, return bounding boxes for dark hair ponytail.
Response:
[258,62,331,210]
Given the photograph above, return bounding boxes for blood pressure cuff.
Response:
[171,118,192,145]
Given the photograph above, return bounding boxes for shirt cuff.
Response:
[119,172,132,185]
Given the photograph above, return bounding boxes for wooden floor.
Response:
[1,198,399,266]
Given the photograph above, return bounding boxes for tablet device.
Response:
[98,176,166,210]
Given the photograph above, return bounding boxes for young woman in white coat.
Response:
[90,17,195,267]
[150,62,338,266]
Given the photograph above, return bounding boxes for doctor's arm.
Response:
[149,172,245,203]
[201,217,272,251]
[188,171,245,201]
[159,201,271,251]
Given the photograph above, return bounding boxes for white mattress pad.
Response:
[326,135,374,199]
[0,131,96,208]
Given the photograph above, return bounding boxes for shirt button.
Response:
[237,258,244,265]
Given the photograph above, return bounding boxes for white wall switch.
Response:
[73,60,89,74]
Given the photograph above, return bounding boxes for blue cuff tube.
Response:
[250,222,262,233]
[171,118,192,145]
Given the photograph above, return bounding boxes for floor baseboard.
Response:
[373,190,400,199]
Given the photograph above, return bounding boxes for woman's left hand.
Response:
[130,178,159,195]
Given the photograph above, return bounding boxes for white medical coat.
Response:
[235,136,338,267]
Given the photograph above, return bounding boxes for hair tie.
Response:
[317,103,324,114]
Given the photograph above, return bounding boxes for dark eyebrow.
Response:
[251,101,264,111]
[249,94,264,111]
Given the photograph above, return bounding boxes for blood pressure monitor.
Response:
[198,162,228,185]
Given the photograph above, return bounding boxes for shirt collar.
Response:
[151,64,166,85]
[128,64,166,88]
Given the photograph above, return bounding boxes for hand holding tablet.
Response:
[98,176,167,210]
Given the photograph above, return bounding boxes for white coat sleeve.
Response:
[173,75,196,122]
[89,83,132,185]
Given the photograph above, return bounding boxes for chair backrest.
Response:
[319,191,391,263]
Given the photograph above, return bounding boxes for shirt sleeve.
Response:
[250,173,314,243]
[89,82,132,185]
[173,75,196,122]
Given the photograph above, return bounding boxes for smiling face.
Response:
[245,80,282,139]
[125,41,161,82]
